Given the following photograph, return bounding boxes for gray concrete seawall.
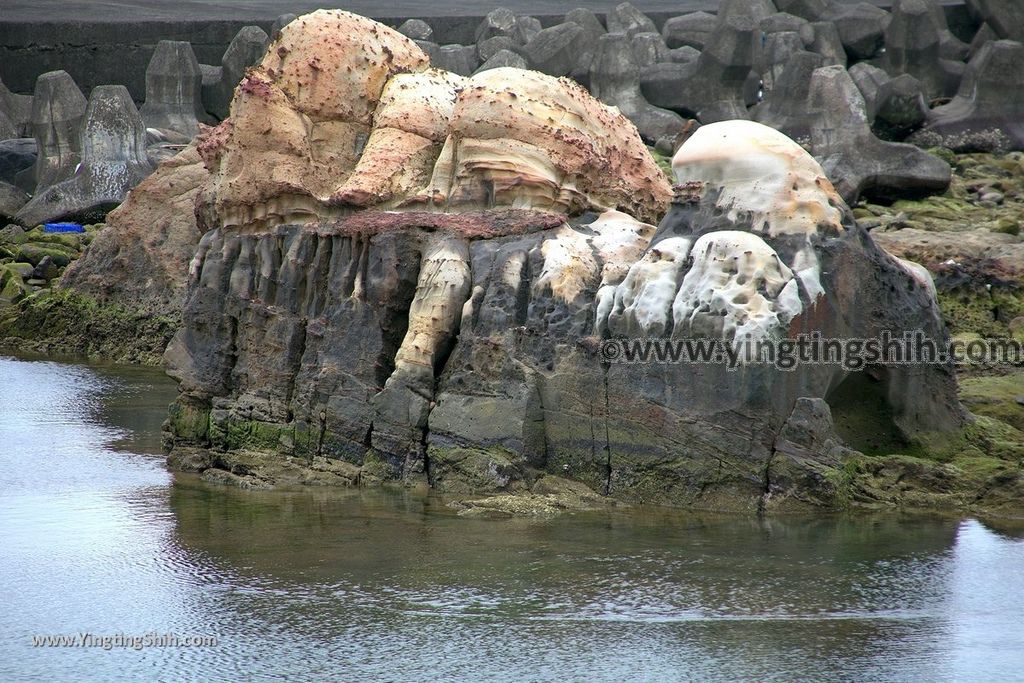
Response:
[0,1,973,101]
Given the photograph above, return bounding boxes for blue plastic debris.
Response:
[42,223,85,233]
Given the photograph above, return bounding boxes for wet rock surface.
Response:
[2,6,1023,513]
[154,13,972,512]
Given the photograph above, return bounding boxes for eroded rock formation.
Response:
[199,11,669,233]
[148,11,967,510]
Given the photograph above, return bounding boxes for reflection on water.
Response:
[1,354,1023,682]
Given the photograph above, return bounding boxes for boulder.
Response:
[565,7,605,37]
[669,46,700,63]
[758,31,807,95]
[606,2,656,37]
[848,62,891,121]
[477,35,515,62]
[415,40,441,63]
[590,33,686,144]
[0,181,28,222]
[833,2,891,60]
[396,19,433,42]
[752,50,826,145]
[524,23,586,77]
[760,12,815,45]
[809,21,846,66]
[968,23,998,58]
[434,44,480,76]
[16,85,154,226]
[475,7,517,42]
[775,0,836,21]
[0,138,36,187]
[203,26,269,120]
[160,11,967,511]
[909,40,1024,152]
[28,70,87,193]
[199,63,221,89]
[0,77,33,138]
[565,8,606,87]
[61,142,208,315]
[140,40,212,137]
[194,10,669,230]
[807,65,951,202]
[632,32,670,67]
[966,0,1024,42]
[512,16,542,45]
[271,13,296,37]
[925,1,970,61]
[0,112,16,141]
[882,0,963,100]
[661,11,717,50]
[873,73,929,139]
[641,0,762,122]
[30,254,61,281]
[474,49,528,73]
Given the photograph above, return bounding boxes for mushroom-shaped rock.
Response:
[160,16,966,507]
[140,41,212,137]
[201,10,671,230]
[670,120,845,239]
[421,68,671,223]
[807,65,950,202]
[601,120,846,342]
[206,10,431,227]
[16,85,154,226]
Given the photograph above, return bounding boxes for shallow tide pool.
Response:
[1,354,1022,682]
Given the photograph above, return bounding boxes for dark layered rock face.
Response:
[164,117,966,512]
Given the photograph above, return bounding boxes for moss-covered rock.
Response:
[15,242,77,268]
[427,445,530,493]
[165,395,211,445]
[20,226,85,251]
[647,146,674,181]
[0,288,177,365]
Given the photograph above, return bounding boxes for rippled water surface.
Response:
[1,354,1024,682]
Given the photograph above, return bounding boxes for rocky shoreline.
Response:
[1,3,1023,517]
